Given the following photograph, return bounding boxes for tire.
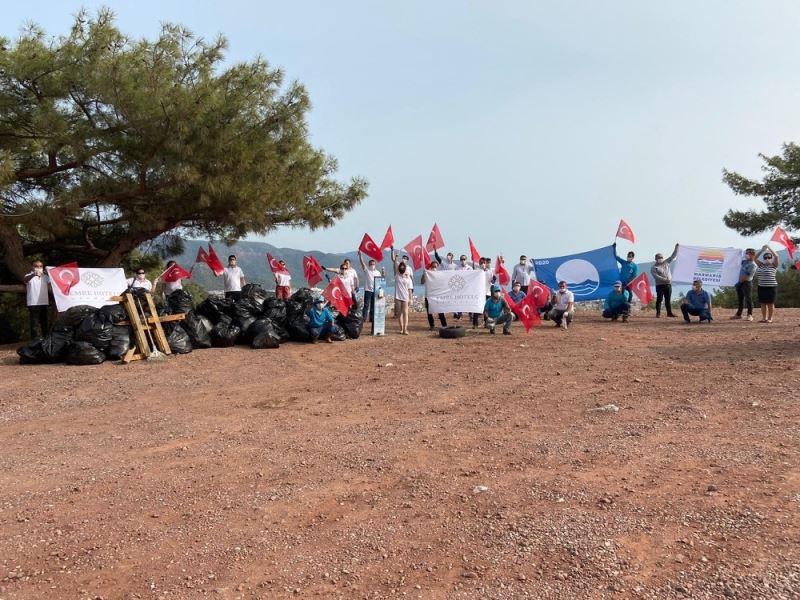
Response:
[439,325,466,339]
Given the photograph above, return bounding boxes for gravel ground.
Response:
[0,307,798,599]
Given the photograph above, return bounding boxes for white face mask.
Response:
[136,273,146,280]
[34,267,44,275]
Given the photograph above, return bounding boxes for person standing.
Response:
[602,281,631,322]
[681,279,712,323]
[613,244,639,302]
[549,281,575,329]
[24,260,50,338]
[483,285,513,335]
[731,248,757,321]
[223,255,245,301]
[274,259,292,300]
[154,260,183,299]
[511,256,535,294]
[754,245,779,323]
[650,244,679,318]
[127,268,153,291]
[473,257,495,329]
[435,251,457,271]
[393,259,413,335]
[420,260,447,330]
[358,251,385,322]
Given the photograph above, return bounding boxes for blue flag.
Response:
[533,245,619,301]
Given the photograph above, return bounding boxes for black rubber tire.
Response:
[439,325,466,339]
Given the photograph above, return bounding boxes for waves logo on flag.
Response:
[533,246,620,301]
[693,248,725,283]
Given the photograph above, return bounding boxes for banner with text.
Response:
[672,246,742,287]
[46,267,128,312]
[424,270,486,314]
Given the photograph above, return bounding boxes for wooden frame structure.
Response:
[109,292,185,363]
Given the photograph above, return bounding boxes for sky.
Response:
[4,1,800,262]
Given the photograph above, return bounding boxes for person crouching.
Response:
[602,281,631,322]
[307,296,334,343]
[483,285,513,335]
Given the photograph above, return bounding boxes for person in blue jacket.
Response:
[483,285,513,335]
[307,296,334,343]
[681,280,713,323]
[613,243,639,302]
[602,281,631,322]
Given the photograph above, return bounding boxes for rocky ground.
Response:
[0,307,798,599]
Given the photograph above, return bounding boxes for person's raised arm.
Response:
[434,250,443,264]
[754,245,769,267]
[612,242,623,265]
[666,243,679,263]
[358,251,367,271]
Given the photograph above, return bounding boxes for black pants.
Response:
[655,284,674,316]
[28,305,48,338]
[471,295,489,327]
[362,291,375,322]
[425,298,447,328]
[602,303,630,319]
[519,284,529,294]
[735,281,753,316]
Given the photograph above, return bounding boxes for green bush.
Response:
[712,267,800,308]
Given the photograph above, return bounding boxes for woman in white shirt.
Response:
[394,260,413,335]
[127,268,153,291]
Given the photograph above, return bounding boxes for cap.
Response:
[315,296,325,304]
[613,281,622,287]
[491,284,501,292]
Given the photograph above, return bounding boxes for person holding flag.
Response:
[650,244,679,318]
[322,262,359,304]
[273,259,292,300]
[483,284,513,335]
[602,281,631,322]
[357,251,385,323]
[23,259,50,339]
[393,256,413,335]
[754,245,779,323]
[508,281,526,309]
[155,260,192,298]
[223,255,246,300]
[307,296,335,343]
[434,250,457,271]
[613,243,639,302]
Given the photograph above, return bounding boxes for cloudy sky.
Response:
[5,1,799,261]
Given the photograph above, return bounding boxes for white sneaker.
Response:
[746,315,753,322]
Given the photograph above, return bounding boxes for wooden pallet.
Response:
[110,292,185,363]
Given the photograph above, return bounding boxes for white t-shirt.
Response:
[223,266,244,292]
[554,289,574,310]
[483,269,494,294]
[456,263,473,271]
[339,270,357,294]
[395,272,413,302]
[127,277,153,291]
[363,268,382,292]
[440,260,457,271]
[162,279,183,294]
[275,272,291,287]
[26,272,49,306]
[512,263,533,286]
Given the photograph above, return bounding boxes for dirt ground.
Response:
[0,307,798,600]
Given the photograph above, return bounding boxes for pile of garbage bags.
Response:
[17,285,363,365]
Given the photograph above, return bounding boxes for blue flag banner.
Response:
[533,245,620,301]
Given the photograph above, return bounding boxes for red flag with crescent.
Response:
[322,276,353,314]
[615,219,635,243]
[527,280,551,308]
[494,256,510,286]
[771,226,796,258]
[50,261,80,295]
[159,263,192,283]
[422,247,432,268]
[303,255,323,287]
[380,225,395,250]
[628,272,653,305]
[468,237,481,263]
[359,233,384,262]
[196,243,225,276]
[267,253,290,274]
[426,223,445,251]
[403,235,426,271]
[514,293,542,332]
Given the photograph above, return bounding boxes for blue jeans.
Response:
[362,290,375,322]
[309,322,333,341]
[486,312,512,332]
[681,305,712,322]
[602,303,630,319]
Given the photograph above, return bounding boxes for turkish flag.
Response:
[160,263,192,283]
[403,235,426,271]
[426,223,445,251]
[267,253,289,274]
[616,219,635,243]
[200,244,225,276]
[303,255,324,287]
[628,272,653,305]
[514,294,542,332]
[527,280,551,308]
[323,276,353,314]
[380,225,395,250]
[50,261,80,295]
[771,226,796,258]
[422,248,432,269]
[495,256,510,286]
[359,233,384,262]
[468,237,481,263]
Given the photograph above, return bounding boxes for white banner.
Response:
[424,270,486,314]
[672,246,742,287]
[46,267,128,312]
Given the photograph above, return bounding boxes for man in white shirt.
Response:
[274,260,292,300]
[223,255,246,300]
[154,260,183,299]
[548,281,575,330]
[127,268,153,291]
[24,260,50,338]
[323,260,359,304]
[434,251,457,271]
[472,257,496,328]
[358,251,385,322]
[511,255,535,294]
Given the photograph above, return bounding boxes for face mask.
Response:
[34,267,43,275]
[137,274,146,280]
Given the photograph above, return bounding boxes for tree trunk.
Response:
[0,221,30,282]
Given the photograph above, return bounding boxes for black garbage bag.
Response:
[54,305,97,328]
[197,296,233,324]
[210,315,240,347]
[287,312,314,343]
[97,304,128,324]
[74,313,113,349]
[65,341,106,365]
[336,307,364,339]
[17,340,55,364]
[273,322,290,343]
[330,324,347,342]
[230,298,260,337]
[166,326,192,354]
[181,311,213,349]
[106,326,133,360]
[241,283,269,306]
[289,288,315,306]
[261,297,288,324]
[284,300,306,320]
[41,326,74,360]
[249,318,281,349]
[167,289,195,315]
